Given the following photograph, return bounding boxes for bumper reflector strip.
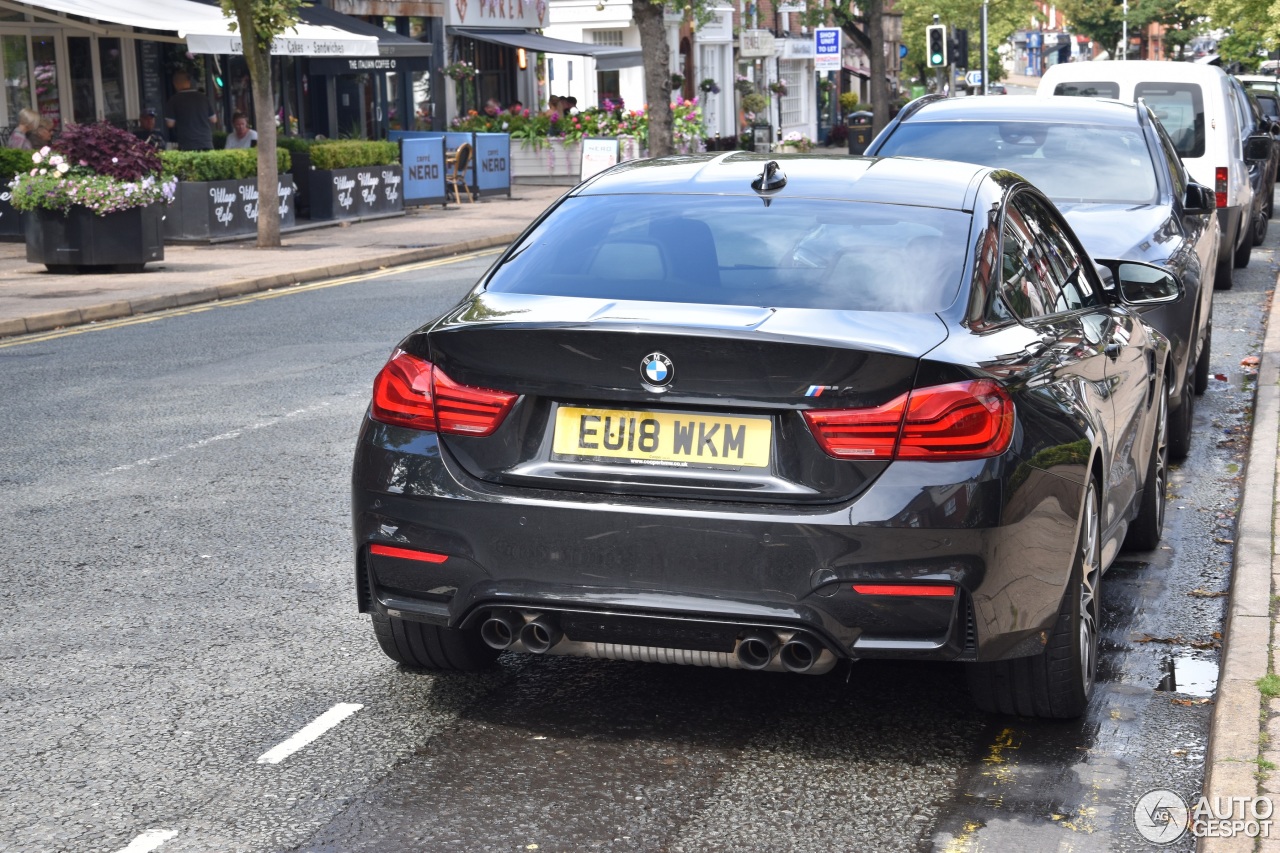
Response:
[852,584,957,597]
[370,544,449,564]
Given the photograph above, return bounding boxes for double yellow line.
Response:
[0,248,501,350]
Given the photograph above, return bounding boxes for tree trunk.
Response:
[232,0,281,248]
[864,0,888,135]
[634,0,673,157]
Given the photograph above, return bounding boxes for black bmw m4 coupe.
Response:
[352,153,1180,719]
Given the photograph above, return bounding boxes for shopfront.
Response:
[0,1,378,139]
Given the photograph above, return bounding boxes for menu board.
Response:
[138,40,164,115]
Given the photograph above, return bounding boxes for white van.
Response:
[1037,60,1271,289]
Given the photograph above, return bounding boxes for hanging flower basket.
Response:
[699,78,720,94]
[734,75,753,95]
[769,80,789,96]
[443,61,477,82]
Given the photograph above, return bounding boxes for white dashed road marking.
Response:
[114,828,178,853]
[257,703,364,765]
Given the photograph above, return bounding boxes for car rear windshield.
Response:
[484,195,971,313]
[875,121,1159,204]
[1053,81,1121,99]
[1134,82,1205,158]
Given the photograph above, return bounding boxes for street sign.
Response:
[965,70,983,87]
[814,28,841,72]
[740,29,776,58]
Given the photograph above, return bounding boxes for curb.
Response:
[1199,285,1280,853]
[0,232,521,340]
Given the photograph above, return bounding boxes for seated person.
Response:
[134,109,167,148]
[224,111,257,149]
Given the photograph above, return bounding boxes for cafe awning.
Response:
[14,0,380,57]
[448,27,642,69]
[298,3,431,59]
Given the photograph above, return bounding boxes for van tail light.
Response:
[803,379,1014,461]
[1216,166,1229,208]
[371,349,517,436]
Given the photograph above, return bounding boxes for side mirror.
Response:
[1095,259,1183,306]
[1245,134,1273,161]
[1183,182,1216,214]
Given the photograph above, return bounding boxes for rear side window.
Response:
[1054,82,1120,99]
[1135,82,1205,158]
[486,195,972,313]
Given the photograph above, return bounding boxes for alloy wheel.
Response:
[1078,482,1101,696]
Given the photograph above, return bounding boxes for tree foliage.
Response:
[1056,0,1208,60]
[1204,0,1279,68]
[220,0,301,248]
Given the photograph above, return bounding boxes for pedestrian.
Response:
[29,119,53,149]
[133,109,166,148]
[224,111,257,149]
[508,100,524,115]
[164,71,216,151]
[484,98,502,117]
[7,108,39,149]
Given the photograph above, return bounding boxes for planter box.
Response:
[288,149,311,218]
[26,204,164,272]
[163,177,297,241]
[0,191,26,241]
[308,165,404,221]
[511,137,647,186]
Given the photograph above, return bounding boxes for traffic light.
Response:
[927,24,947,68]
[949,28,969,69]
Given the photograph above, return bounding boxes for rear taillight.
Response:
[852,583,957,597]
[371,349,517,436]
[803,379,1014,461]
[1216,166,1228,208]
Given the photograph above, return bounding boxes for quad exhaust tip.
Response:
[736,631,780,670]
[480,609,524,650]
[520,615,564,653]
[779,634,822,673]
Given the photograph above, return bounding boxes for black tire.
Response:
[966,480,1101,719]
[1254,207,1270,245]
[1194,321,1211,395]
[1234,216,1254,267]
[1125,386,1169,551]
[1167,372,1193,461]
[371,611,499,671]
[1215,239,1234,290]
[1266,190,1275,220]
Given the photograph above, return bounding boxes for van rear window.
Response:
[1135,83,1205,158]
[1053,82,1120,99]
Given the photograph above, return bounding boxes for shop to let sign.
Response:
[814,28,841,71]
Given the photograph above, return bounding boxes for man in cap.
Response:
[134,109,167,149]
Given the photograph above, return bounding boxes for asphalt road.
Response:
[0,220,1273,852]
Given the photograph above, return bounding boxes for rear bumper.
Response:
[353,420,1085,664]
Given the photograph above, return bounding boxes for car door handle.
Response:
[1104,343,1122,360]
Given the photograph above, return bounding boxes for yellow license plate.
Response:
[552,406,772,469]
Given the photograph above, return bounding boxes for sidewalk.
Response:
[0,184,566,338]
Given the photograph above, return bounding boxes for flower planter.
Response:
[308,165,404,221]
[0,191,27,242]
[26,204,164,272]
[510,137,646,186]
[163,177,297,241]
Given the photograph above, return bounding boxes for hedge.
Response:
[0,147,34,183]
[309,140,399,170]
[276,136,312,157]
[160,148,291,182]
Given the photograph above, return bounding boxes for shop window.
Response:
[597,70,619,108]
[99,38,126,126]
[31,35,60,129]
[2,35,31,123]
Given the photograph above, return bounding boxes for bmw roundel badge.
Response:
[641,352,674,388]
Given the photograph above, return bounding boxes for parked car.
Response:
[1236,76,1280,179]
[988,83,1008,95]
[865,95,1215,459]
[1236,84,1280,217]
[1038,60,1274,290]
[352,154,1177,719]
